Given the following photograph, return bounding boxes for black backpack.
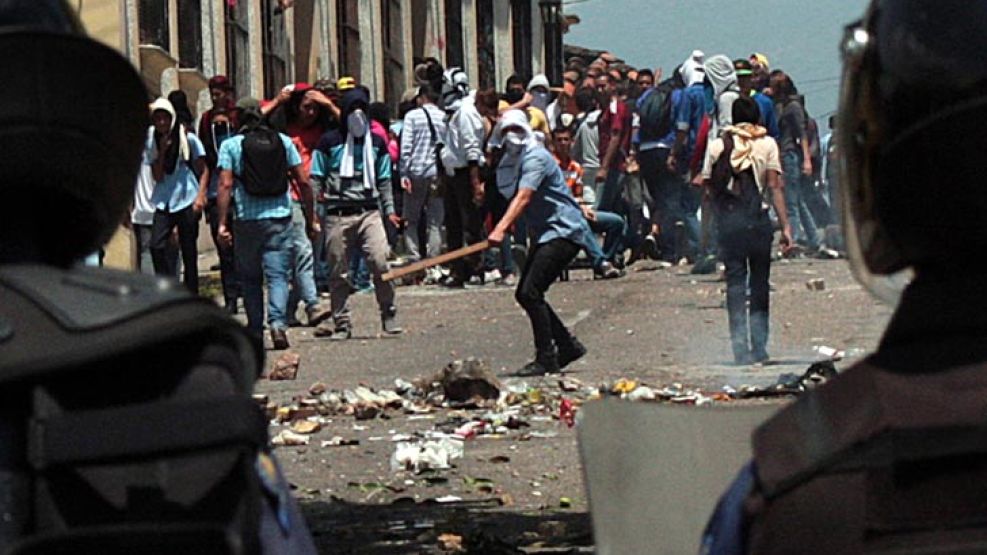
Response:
[240,125,289,197]
[637,83,675,143]
[708,133,768,237]
[0,265,275,554]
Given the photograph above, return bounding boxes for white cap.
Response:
[527,74,551,92]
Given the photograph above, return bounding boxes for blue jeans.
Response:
[594,168,625,213]
[287,203,319,315]
[589,209,627,265]
[314,202,329,291]
[349,248,371,290]
[235,217,293,333]
[781,151,820,249]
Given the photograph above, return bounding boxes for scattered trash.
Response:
[626,386,656,401]
[559,399,576,428]
[612,379,638,395]
[806,278,826,291]
[272,429,310,446]
[308,382,327,396]
[321,436,359,448]
[290,420,321,434]
[559,497,573,508]
[434,495,463,504]
[437,358,502,403]
[268,352,301,381]
[391,436,465,473]
[489,455,511,464]
[353,403,382,421]
[814,345,846,360]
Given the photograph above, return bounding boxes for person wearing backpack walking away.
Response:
[148,97,209,294]
[637,67,687,263]
[0,3,317,552]
[400,84,448,284]
[216,98,317,350]
[489,110,588,376]
[261,83,334,328]
[309,87,403,339]
[705,4,987,552]
[700,96,793,366]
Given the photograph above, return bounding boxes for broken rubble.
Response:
[272,429,310,446]
[268,352,301,381]
[437,358,501,403]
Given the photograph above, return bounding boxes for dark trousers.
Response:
[151,205,199,294]
[206,199,240,305]
[444,167,484,281]
[515,238,581,358]
[719,216,773,362]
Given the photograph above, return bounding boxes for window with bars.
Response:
[262,0,290,98]
[337,0,361,82]
[224,1,250,99]
[381,0,405,110]
[476,0,495,90]
[444,0,463,70]
[177,0,203,69]
[139,0,169,50]
[511,0,532,82]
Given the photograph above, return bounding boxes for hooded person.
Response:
[147,96,209,294]
[488,110,589,376]
[704,54,742,139]
[439,67,489,286]
[0,2,317,553]
[308,87,403,339]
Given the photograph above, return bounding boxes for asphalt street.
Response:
[253,257,893,553]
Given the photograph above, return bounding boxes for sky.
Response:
[564,0,870,123]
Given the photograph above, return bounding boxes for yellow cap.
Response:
[337,76,357,91]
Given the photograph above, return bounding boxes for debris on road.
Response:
[436,358,502,403]
[268,352,301,381]
[391,436,465,473]
[814,345,845,360]
[806,278,826,291]
[272,429,310,446]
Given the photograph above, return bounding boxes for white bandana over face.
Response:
[493,109,535,199]
[341,109,375,191]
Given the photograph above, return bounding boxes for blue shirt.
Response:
[678,84,707,161]
[754,93,780,139]
[217,133,302,221]
[636,88,685,152]
[516,146,585,246]
[149,132,206,213]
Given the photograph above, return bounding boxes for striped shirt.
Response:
[399,104,447,180]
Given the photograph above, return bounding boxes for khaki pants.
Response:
[325,209,396,326]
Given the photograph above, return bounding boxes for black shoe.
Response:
[691,255,718,275]
[593,261,624,280]
[558,339,587,369]
[270,328,290,350]
[642,234,661,261]
[329,324,352,341]
[516,359,560,377]
[381,307,403,335]
[224,298,238,315]
[306,303,332,327]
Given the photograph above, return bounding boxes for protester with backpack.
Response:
[700,96,792,365]
[216,97,316,350]
[0,2,317,552]
[148,97,209,294]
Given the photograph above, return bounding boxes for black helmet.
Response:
[838,0,987,297]
[0,0,147,267]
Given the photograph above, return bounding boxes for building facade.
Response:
[74,0,563,269]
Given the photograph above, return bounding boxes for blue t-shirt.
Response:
[516,146,585,246]
[678,84,707,161]
[754,93,780,139]
[217,133,302,221]
[149,132,206,213]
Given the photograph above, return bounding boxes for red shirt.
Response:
[598,99,632,172]
[286,122,325,201]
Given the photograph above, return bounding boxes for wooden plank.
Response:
[381,241,490,282]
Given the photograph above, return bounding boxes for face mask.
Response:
[504,131,527,156]
[531,91,550,111]
[505,89,525,104]
[348,110,368,138]
[211,121,231,143]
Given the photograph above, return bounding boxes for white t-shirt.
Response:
[131,127,157,225]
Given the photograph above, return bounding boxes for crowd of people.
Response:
[134,49,844,367]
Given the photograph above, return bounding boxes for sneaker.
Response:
[306,303,332,327]
[593,261,624,280]
[499,273,517,287]
[424,266,443,285]
[381,308,403,335]
[642,234,661,261]
[691,254,718,275]
[269,328,290,350]
[484,269,502,284]
[558,338,587,369]
[814,246,841,260]
[515,358,561,377]
[314,320,351,340]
